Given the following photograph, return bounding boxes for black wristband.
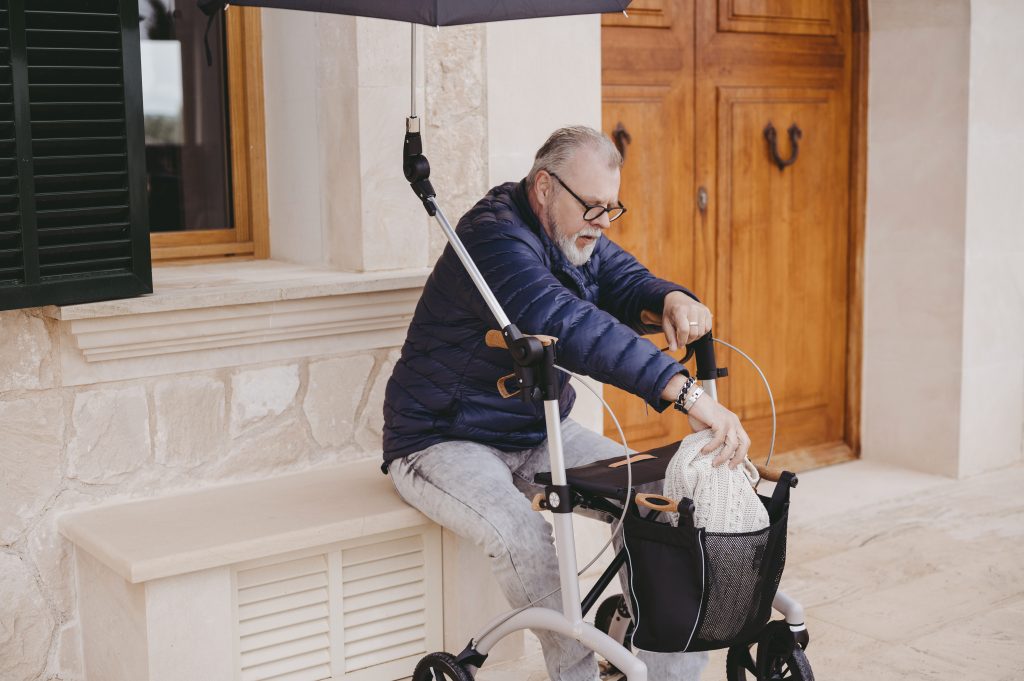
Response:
[673,375,695,413]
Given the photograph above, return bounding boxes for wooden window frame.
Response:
[150,8,268,263]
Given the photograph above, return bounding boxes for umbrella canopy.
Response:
[198,0,631,25]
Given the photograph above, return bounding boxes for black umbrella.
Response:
[197,0,630,25]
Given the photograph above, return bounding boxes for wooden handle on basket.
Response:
[485,330,558,350]
[635,493,679,514]
[754,464,787,483]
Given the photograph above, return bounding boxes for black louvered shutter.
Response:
[0,0,151,311]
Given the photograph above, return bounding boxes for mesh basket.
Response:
[623,491,789,653]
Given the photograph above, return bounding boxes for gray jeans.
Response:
[388,418,708,681]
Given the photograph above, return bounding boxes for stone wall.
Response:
[423,24,488,261]
[0,307,398,681]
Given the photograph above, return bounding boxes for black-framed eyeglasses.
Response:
[548,171,627,223]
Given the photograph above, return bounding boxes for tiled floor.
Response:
[474,459,1024,680]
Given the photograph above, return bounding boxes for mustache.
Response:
[575,228,604,239]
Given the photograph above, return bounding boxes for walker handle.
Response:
[634,493,679,514]
[484,329,560,403]
[485,329,558,349]
[640,310,721,381]
[755,464,798,487]
[639,309,662,327]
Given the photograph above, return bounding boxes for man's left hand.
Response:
[662,291,713,351]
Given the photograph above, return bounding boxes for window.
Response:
[140,2,267,262]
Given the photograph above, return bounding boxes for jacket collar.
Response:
[510,179,599,303]
[511,179,544,237]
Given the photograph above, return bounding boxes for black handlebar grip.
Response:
[689,332,719,381]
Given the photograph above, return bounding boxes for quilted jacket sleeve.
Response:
[595,237,699,333]
[462,223,685,410]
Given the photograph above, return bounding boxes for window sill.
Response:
[45,261,431,386]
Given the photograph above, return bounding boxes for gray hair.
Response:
[526,125,622,190]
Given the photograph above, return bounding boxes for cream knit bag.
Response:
[663,428,769,532]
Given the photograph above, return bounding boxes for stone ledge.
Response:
[44,261,431,386]
[58,458,427,584]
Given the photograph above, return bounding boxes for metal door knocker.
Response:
[612,122,632,161]
[764,122,802,171]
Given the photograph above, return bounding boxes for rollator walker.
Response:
[403,118,814,681]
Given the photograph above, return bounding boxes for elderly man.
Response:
[383,126,750,680]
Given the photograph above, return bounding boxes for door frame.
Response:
[846,0,869,458]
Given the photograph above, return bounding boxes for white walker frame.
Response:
[424,196,807,679]
[409,24,804,678]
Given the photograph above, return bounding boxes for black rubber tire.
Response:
[787,648,814,680]
[594,594,634,648]
[726,643,814,681]
[726,644,757,681]
[412,652,473,681]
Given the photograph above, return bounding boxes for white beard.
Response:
[548,210,602,267]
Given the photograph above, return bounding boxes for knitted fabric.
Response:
[663,428,769,532]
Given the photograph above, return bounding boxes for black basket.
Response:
[623,473,793,653]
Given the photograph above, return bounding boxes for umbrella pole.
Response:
[410,23,417,118]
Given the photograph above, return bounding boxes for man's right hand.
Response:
[687,396,751,469]
[661,373,751,468]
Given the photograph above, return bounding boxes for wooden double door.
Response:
[602,1,863,470]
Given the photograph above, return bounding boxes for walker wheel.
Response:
[412,652,473,681]
[594,594,634,648]
[594,593,634,679]
[726,621,814,681]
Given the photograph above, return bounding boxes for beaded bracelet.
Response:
[672,375,695,414]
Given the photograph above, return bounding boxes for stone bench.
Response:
[59,458,522,681]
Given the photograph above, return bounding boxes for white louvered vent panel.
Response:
[237,554,332,681]
[342,534,429,673]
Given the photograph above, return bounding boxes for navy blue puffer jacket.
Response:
[382,180,694,470]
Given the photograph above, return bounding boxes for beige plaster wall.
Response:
[863,0,971,476]
[260,10,326,266]
[262,12,430,271]
[485,16,603,186]
[864,0,1024,477]
[957,0,1024,477]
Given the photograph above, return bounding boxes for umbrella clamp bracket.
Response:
[404,119,437,216]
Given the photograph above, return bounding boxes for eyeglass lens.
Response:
[584,205,625,222]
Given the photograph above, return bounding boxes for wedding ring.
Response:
[689,321,699,326]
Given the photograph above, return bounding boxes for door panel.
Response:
[718,0,839,36]
[715,86,849,460]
